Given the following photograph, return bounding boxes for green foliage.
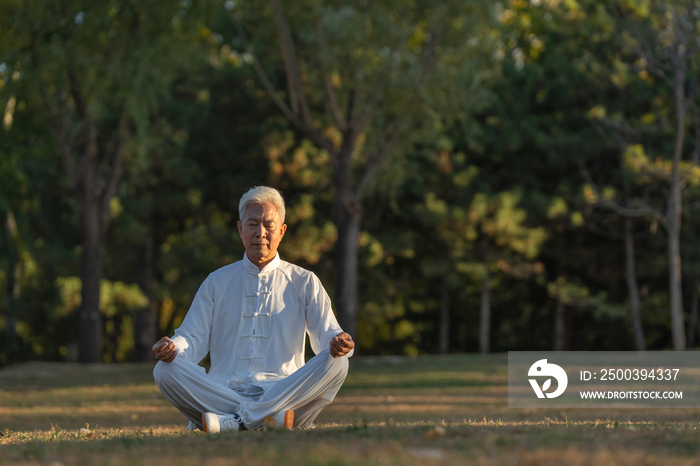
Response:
[2,0,700,363]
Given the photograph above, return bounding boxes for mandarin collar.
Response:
[243,252,281,275]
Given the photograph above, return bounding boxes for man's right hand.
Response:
[152,336,177,363]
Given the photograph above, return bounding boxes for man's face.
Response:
[237,203,287,269]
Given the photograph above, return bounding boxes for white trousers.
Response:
[153,349,349,430]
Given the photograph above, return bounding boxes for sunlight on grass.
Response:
[1,354,700,465]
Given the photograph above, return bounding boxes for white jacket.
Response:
[171,253,349,388]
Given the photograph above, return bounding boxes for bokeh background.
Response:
[1,0,699,365]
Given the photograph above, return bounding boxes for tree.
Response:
[547,277,592,351]
[595,0,700,349]
[457,192,546,353]
[489,0,700,350]
[581,131,648,351]
[0,130,25,363]
[223,0,496,337]
[2,0,211,361]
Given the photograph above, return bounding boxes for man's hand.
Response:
[330,333,355,358]
[152,336,177,363]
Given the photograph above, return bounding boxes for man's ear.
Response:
[237,220,243,237]
[279,224,287,240]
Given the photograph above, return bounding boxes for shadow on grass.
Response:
[0,362,159,391]
[0,354,509,392]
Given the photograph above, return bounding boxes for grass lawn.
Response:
[1,353,700,465]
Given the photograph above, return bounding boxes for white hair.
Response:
[238,186,286,223]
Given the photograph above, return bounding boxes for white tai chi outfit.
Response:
[153,253,351,430]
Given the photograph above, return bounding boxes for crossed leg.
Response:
[153,349,349,430]
[238,349,349,429]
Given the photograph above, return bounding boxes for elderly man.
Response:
[152,186,354,432]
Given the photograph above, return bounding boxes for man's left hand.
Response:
[330,333,355,358]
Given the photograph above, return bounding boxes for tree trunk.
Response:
[133,216,155,362]
[439,276,450,354]
[333,197,360,340]
[109,313,122,362]
[78,155,104,363]
[479,270,490,354]
[333,145,361,340]
[667,52,687,350]
[3,211,20,361]
[554,298,566,351]
[53,65,127,364]
[688,278,698,348]
[624,218,645,351]
[668,216,686,350]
